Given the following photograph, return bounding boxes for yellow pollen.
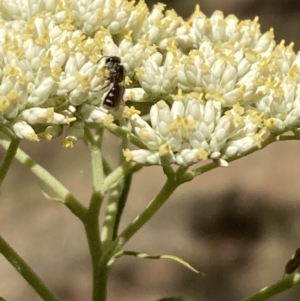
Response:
[253,16,259,24]
[25,133,39,142]
[204,18,212,32]
[159,143,171,157]
[56,0,64,11]
[123,149,133,162]
[62,138,74,148]
[72,35,86,46]
[288,65,298,80]
[103,114,114,126]
[44,108,54,122]
[247,110,264,125]
[254,130,267,147]
[124,30,133,41]
[169,116,184,133]
[233,103,245,115]
[123,106,141,119]
[166,9,180,20]
[197,148,208,160]
[75,73,91,92]
[41,52,52,68]
[0,98,9,112]
[24,20,35,39]
[35,29,49,47]
[39,132,53,141]
[135,68,145,77]
[201,64,210,75]
[52,67,62,81]
[59,11,74,31]
[193,4,201,15]
[184,118,196,131]
[154,3,166,11]
[125,76,132,86]
[175,88,183,101]
[7,90,18,102]
[65,117,77,124]
[89,51,101,64]
[205,91,222,101]
[267,28,274,38]
[59,37,71,53]
[18,75,27,85]
[3,65,18,77]
[264,118,275,128]
[288,42,295,50]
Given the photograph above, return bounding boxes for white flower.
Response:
[0,0,299,167]
[125,93,263,166]
[12,121,39,141]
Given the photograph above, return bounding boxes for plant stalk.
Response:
[0,235,60,301]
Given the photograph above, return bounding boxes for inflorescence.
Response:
[0,0,299,166]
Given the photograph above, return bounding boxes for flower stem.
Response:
[99,167,189,270]
[97,265,109,301]
[84,127,106,301]
[85,202,103,299]
[106,123,146,149]
[101,162,135,249]
[0,137,20,187]
[0,234,60,301]
[104,161,134,191]
[241,272,300,301]
[101,179,125,251]
[112,172,132,240]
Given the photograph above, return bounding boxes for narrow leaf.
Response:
[41,190,64,203]
[114,250,203,274]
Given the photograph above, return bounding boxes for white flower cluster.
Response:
[0,0,299,165]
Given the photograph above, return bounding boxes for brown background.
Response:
[1,0,300,300]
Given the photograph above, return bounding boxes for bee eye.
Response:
[105,56,121,64]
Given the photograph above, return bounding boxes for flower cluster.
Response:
[0,0,300,165]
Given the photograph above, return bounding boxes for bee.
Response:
[99,56,126,109]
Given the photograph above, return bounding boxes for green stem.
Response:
[112,172,132,240]
[99,168,188,269]
[84,127,105,301]
[97,265,109,301]
[84,208,103,301]
[106,123,147,149]
[0,235,60,301]
[101,133,136,251]
[0,137,20,186]
[241,272,300,301]
[117,177,176,242]
[101,180,124,252]
[0,140,86,221]
[111,133,131,240]
[104,161,134,191]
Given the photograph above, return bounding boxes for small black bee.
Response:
[101,56,126,109]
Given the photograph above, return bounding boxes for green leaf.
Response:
[41,190,64,203]
[113,250,204,274]
[0,297,8,301]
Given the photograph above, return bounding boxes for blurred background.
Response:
[1,0,300,300]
